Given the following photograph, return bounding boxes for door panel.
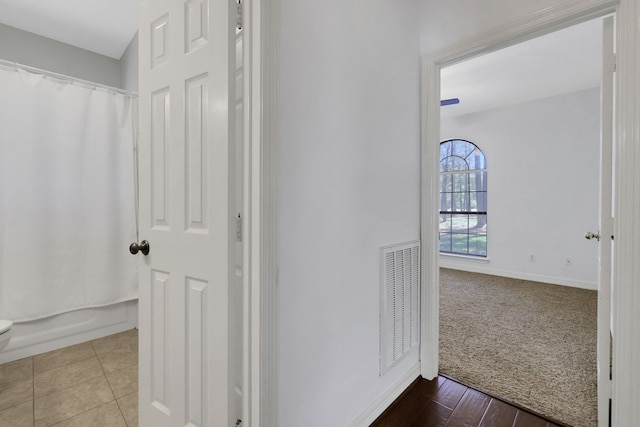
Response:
[138,0,235,426]
[596,15,615,427]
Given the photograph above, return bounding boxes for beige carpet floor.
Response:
[439,268,597,427]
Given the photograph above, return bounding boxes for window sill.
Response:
[439,253,490,263]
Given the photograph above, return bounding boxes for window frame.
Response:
[438,139,487,257]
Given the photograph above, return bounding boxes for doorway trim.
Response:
[420,0,640,424]
[245,0,280,426]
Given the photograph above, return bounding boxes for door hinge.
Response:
[236,0,243,30]
[236,213,242,242]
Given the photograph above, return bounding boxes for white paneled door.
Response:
[595,15,615,427]
[136,0,237,426]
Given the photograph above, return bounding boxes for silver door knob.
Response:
[129,240,150,255]
[584,231,600,241]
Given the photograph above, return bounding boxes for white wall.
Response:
[440,88,600,289]
[277,0,421,425]
[0,23,121,88]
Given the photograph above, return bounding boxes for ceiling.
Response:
[0,2,604,111]
[0,0,143,59]
[441,16,604,119]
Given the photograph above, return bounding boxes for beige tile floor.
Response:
[0,329,138,427]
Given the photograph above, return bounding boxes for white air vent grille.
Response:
[380,241,421,375]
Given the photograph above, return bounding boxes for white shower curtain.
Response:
[0,65,138,322]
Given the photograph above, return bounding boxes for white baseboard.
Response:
[438,259,597,290]
[347,362,421,427]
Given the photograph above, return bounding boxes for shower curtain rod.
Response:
[0,59,138,98]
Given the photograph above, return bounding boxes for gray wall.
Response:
[0,23,122,88]
[120,33,139,93]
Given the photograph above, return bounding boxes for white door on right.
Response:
[591,14,615,427]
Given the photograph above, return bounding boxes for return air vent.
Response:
[380,241,421,375]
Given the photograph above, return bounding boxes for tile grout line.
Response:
[32,374,115,426]
[0,332,137,427]
[35,353,97,372]
[32,354,104,400]
[91,340,130,427]
[47,401,119,427]
[114,399,131,427]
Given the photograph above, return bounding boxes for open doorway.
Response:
[436,16,607,426]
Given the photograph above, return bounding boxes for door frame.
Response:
[243,0,280,426]
[420,0,640,424]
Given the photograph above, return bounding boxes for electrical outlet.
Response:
[529,254,536,262]
[565,258,573,267]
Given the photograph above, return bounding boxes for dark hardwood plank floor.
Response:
[370,375,567,427]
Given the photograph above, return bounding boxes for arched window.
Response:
[439,139,487,256]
